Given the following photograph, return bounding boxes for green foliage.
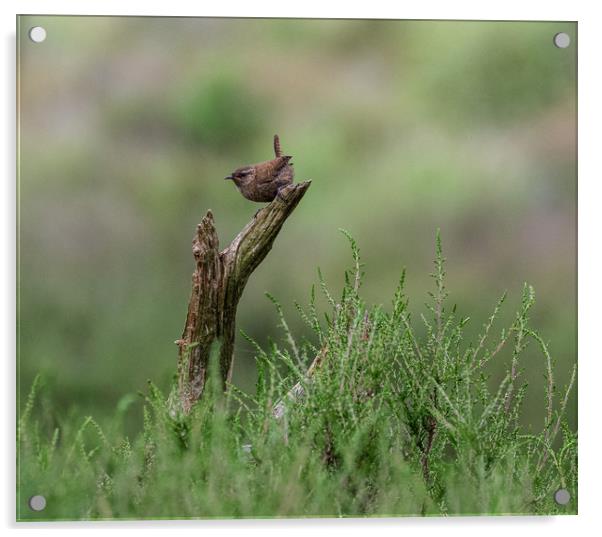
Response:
[413,23,575,125]
[17,233,576,520]
[175,73,266,150]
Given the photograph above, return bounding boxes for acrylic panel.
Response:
[17,16,577,520]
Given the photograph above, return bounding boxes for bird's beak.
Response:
[224,175,233,180]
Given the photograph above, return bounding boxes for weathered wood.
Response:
[176,180,311,413]
[272,344,329,419]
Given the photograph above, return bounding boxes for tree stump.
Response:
[176,181,311,414]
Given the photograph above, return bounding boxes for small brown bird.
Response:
[225,135,295,202]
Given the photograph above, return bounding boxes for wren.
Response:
[224,135,294,202]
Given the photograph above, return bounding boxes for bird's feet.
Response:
[275,187,288,202]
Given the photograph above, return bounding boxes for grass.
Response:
[17,232,577,520]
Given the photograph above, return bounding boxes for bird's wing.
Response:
[255,156,292,184]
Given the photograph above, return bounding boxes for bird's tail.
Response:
[273,134,282,157]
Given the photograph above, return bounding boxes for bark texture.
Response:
[176,181,311,413]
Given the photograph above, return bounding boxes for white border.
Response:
[3,1,600,535]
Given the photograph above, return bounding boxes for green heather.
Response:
[17,234,577,520]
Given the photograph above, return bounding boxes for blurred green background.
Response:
[17,17,576,434]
